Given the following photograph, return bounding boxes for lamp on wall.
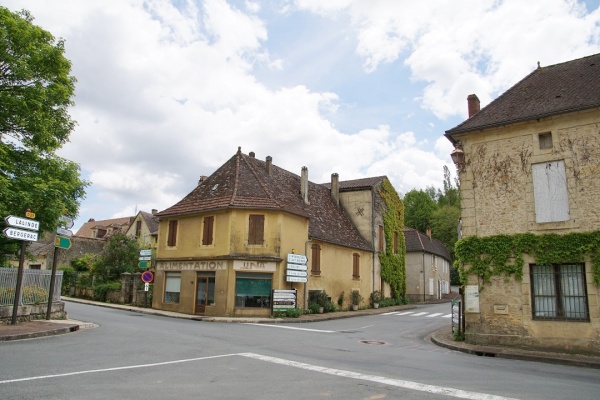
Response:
[450,142,465,172]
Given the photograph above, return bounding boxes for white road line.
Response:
[380,311,399,315]
[240,353,521,400]
[426,313,444,318]
[395,311,415,315]
[411,312,428,316]
[442,314,453,318]
[0,354,238,384]
[244,323,335,333]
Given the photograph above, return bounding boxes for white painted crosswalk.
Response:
[381,310,452,319]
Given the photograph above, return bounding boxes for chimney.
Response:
[198,175,208,185]
[249,151,255,158]
[151,209,158,215]
[331,173,340,206]
[301,166,309,204]
[467,94,480,118]
[426,227,432,240]
[266,156,272,175]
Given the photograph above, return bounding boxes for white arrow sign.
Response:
[287,270,307,277]
[2,227,38,242]
[5,216,40,231]
[286,276,307,283]
[287,254,307,264]
[140,249,152,256]
[139,256,152,261]
[287,263,307,271]
[56,227,73,237]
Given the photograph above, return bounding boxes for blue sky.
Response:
[3,0,600,231]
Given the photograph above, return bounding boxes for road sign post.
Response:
[55,236,72,249]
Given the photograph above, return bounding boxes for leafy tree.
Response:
[403,189,437,232]
[437,166,459,207]
[70,253,97,272]
[92,233,139,282]
[0,7,88,262]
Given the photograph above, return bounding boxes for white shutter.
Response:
[532,161,570,223]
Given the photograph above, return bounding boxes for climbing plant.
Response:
[455,231,600,286]
[378,179,407,300]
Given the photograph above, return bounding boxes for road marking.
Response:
[240,353,521,400]
[244,323,335,333]
[395,311,415,315]
[426,313,444,318]
[411,312,428,316]
[442,314,452,318]
[0,354,238,384]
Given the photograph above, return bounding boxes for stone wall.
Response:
[0,302,66,323]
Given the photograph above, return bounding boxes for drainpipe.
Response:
[304,238,312,311]
[422,251,426,303]
[371,186,376,294]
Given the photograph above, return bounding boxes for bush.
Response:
[22,285,48,305]
[351,290,363,305]
[308,302,320,314]
[370,290,382,304]
[58,266,76,295]
[93,281,121,302]
[283,308,302,318]
[337,291,345,307]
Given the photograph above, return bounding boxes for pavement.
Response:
[2,296,599,370]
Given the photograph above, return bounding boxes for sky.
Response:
[4,0,600,232]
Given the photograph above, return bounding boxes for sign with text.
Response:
[3,227,38,242]
[5,216,40,231]
[287,263,307,271]
[139,249,152,256]
[233,260,276,272]
[286,270,307,277]
[287,254,307,264]
[272,289,297,311]
[286,276,307,283]
[55,236,72,249]
[465,285,480,313]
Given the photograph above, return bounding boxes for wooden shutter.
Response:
[311,244,321,275]
[135,220,142,238]
[353,253,360,278]
[202,216,214,245]
[167,220,178,246]
[378,225,384,251]
[248,215,264,245]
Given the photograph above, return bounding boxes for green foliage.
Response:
[0,285,48,305]
[403,189,437,232]
[308,302,320,314]
[337,291,345,307]
[350,290,363,305]
[378,179,406,300]
[315,290,330,307]
[70,254,97,272]
[92,232,140,283]
[455,231,600,286]
[92,281,121,302]
[0,7,88,264]
[58,265,76,295]
[369,290,382,304]
[430,204,461,259]
[281,308,302,318]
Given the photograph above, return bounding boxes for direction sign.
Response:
[139,249,152,256]
[287,263,307,271]
[286,276,307,283]
[56,227,73,237]
[55,236,72,249]
[141,271,154,283]
[286,270,307,277]
[59,215,74,229]
[3,227,38,242]
[139,256,152,261]
[5,216,40,231]
[138,261,149,269]
[287,254,307,264]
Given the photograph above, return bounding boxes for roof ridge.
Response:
[230,150,241,206]
[240,153,282,208]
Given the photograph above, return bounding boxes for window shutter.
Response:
[202,216,214,245]
[167,220,178,246]
[532,161,570,223]
[249,215,264,245]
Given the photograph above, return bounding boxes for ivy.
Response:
[455,231,600,286]
[378,179,406,300]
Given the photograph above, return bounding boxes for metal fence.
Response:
[0,268,63,306]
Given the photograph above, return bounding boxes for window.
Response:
[29,264,41,270]
[311,243,321,275]
[135,220,142,238]
[378,225,384,251]
[167,220,178,247]
[248,214,264,245]
[235,273,271,308]
[532,161,570,223]
[352,253,360,279]
[530,264,588,321]
[202,216,214,245]
[538,132,553,149]
[164,272,181,304]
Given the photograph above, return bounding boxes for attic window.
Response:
[538,132,553,149]
[211,184,219,191]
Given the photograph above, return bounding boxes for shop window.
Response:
[352,253,360,279]
[164,272,181,304]
[532,161,569,223]
[235,273,271,308]
[248,214,264,245]
[167,220,178,247]
[311,243,321,275]
[530,263,588,321]
[202,216,214,245]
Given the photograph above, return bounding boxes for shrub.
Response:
[308,302,320,314]
[370,290,382,304]
[337,291,345,307]
[93,281,121,302]
[22,285,48,305]
[351,290,363,305]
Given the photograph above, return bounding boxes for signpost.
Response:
[272,289,297,312]
[2,227,38,242]
[55,236,72,249]
[5,216,40,231]
[139,249,152,268]
[56,227,73,237]
[138,261,149,268]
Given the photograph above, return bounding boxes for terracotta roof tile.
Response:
[403,228,451,261]
[158,149,372,250]
[446,53,600,137]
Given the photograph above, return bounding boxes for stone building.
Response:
[445,53,600,353]
[152,148,405,317]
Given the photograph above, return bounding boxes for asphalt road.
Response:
[1,302,598,399]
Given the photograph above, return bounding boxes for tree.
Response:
[0,7,87,262]
[403,189,437,232]
[92,233,140,283]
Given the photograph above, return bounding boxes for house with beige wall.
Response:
[153,148,405,317]
[446,53,600,354]
[125,210,159,249]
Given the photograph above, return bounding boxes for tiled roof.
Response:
[403,228,451,262]
[140,211,159,235]
[322,176,387,191]
[158,148,373,251]
[446,53,600,137]
[75,216,133,238]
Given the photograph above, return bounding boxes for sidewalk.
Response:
[2,297,599,369]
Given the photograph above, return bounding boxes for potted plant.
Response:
[350,290,362,311]
[370,290,382,309]
[316,290,329,313]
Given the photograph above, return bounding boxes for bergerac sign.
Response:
[156,261,226,271]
